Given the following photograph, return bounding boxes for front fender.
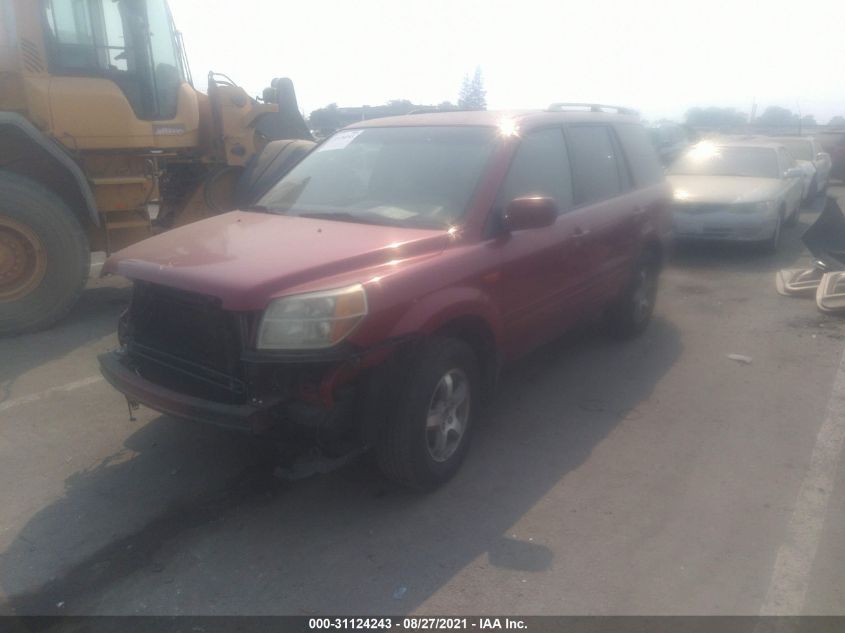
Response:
[388,285,503,346]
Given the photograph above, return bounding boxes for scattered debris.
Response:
[728,354,753,365]
[274,448,364,481]
[776,267,825,297]
[56,602,64,609]
[393,586,407,599]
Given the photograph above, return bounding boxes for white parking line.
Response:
[0,376,103,414]
[760,344,845,615]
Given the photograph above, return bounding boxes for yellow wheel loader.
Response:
[0,0,315,335]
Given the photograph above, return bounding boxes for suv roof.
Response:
[347,108,640,130]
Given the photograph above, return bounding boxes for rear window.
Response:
[566,125,623,205]
[616,124,665,186]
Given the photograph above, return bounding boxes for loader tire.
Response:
[0,171,90,336]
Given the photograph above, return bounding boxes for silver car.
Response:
[765,136,832,198]
[667,141,804,251]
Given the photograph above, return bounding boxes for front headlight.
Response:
[256,284,368,350]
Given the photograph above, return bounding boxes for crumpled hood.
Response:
[667,175,783,204]
[104,211,450,310]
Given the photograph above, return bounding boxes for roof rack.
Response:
[547,103,639,116]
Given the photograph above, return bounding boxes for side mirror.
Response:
[817,152,831,162]
[503,196,558,231]
[784,167,804,179]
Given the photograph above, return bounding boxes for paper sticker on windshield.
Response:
[317,130,364,152]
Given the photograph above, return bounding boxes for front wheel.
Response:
[762,212,783,253]
[784,202,799,228]
[376,337,479,491]
[605,251,660,339]
[0,171,90,336]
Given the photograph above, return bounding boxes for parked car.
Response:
[649,123,692,166]
[763,136,831,199]
[667,141,804,250]
[98,108,671,490]
[818,130,845,183]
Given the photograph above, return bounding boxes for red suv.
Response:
[99,106,671,489]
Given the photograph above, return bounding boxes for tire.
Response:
[376,337,479,491]
[605,250,659,340]
[784,202,799,228]
[762,211,783,254]
[234,139,316,207]
[0,171,90,336]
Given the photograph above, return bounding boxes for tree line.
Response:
[685,106,845,131]
[308,67,487,136]
[306,69,844,136]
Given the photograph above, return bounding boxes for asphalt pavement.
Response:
[1,188,845,615]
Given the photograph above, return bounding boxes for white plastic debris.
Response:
[393,586,407,599]
[728,354,753,364]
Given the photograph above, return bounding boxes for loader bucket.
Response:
[256,77,314,142]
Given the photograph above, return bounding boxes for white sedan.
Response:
[766,136,832,199]
[667,141,805,251]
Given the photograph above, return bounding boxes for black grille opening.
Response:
[127,282,247,403]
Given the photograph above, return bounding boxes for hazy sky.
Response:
[169,0,845,123]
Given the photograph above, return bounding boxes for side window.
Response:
[614,123,665,186]
[497,127,574,213]
[45,0,130,73]
[45,0,97,69]
[610,131,633,191]
[100,0,129,72]
[566,125,622,205]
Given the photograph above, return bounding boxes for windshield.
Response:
[669,144,780,178]
[258,126,499,229]
[776,139,813,161]
[145,0,186,117]
[42,0,186,120]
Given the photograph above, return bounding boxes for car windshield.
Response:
[258,126,499,229]
[669,144,779,178]
[776,139,814,161]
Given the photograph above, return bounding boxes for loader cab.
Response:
[42,0,190,121]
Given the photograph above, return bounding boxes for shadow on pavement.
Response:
[0,316,682,615]
[0,280,131,400]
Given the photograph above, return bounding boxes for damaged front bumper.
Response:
[98,336,406,437]
[99,350,282,432]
